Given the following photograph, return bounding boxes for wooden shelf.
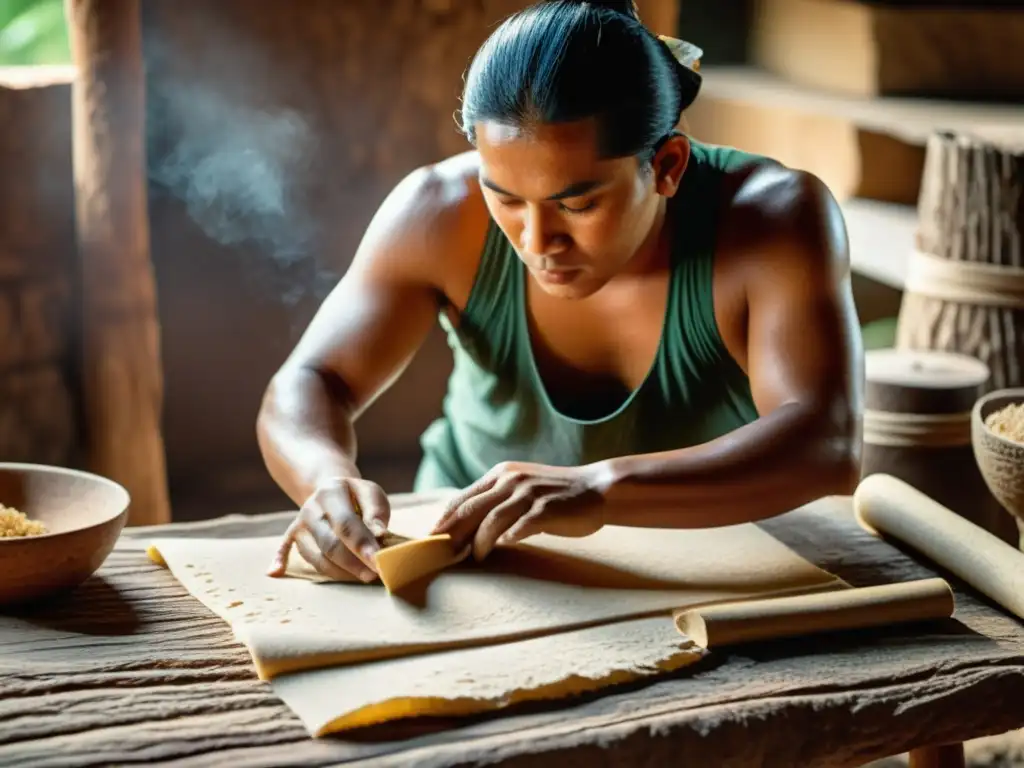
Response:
[841,198,917,290]
[698,66,1024,146]
[0,66,75,90]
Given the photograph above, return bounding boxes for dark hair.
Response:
[458,0,701,164]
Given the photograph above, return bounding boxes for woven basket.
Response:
[972,388,1024,546]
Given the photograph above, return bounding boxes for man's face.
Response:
[474,118,670,300]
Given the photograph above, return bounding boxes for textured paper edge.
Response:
[313,645,703,736]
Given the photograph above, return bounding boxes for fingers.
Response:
[294,527,361,582]
[431,475,496,535]
[267,519,301,577]
[472,492,530,561]
[316,488,382,575]
[500,494,598,546]
[351,481,391,537]
[495,514,541,549]
[268,479,393,583]
[438,483,511,551]
[306,513,377,582]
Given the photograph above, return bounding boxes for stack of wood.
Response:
[896,132,1024,393]
[684,0,1024,290]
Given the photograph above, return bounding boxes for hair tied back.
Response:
[567,0,640,18]
[658,34,703,112]
[658,35,702,72]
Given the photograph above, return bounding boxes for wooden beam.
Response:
[66,0,171,525]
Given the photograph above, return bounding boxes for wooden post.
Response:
[66,0,172,525]
[908,743,966,768]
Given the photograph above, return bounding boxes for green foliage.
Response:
[861,316,898,351]
[0,0,70,66]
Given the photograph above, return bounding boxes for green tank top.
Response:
[414,140,772,491]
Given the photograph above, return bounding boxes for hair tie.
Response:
[658,34,703,113]
[657,35,702,72]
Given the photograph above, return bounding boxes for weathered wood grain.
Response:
[68,0,171,526]
[896,131,1024,393]
[0,73,79,468]
[2,494,1024,767]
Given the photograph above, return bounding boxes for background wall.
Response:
[1,0,1021,521]
[0,2,668,520]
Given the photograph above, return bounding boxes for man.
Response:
[256,0,863,581]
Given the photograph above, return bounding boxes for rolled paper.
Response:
[674,578,954,649]
[854,473,1024,621]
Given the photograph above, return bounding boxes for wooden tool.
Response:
[373,532,470,594]
[674,578,954,650]
[855,473,1024,622]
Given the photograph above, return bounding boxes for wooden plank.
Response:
[0,66,75,90]
[697,66,1024,147]
[750,0,1024,99]
[2,496,1024,767]
[842,198,916,290]
[685,88,927,205]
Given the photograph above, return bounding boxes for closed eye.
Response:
[558,200,595,214]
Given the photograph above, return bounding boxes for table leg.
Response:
[907,743,966,768]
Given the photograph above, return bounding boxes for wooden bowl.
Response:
[0,463,130,606]
[972,389,1024,529]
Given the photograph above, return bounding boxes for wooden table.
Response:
[3,494,1024,767]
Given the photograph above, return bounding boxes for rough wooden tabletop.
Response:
[2,494,1024,768]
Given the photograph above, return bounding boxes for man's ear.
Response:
[652,133,690,197]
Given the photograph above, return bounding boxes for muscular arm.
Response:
[257,165,471,507]
[599,170,864,527]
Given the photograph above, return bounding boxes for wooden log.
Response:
[896,131,1024,394]
[67,0,171,525]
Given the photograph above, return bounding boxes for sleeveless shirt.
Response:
[413,139,773,491]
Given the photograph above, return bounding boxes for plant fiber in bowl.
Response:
[0,463,130,606]
[972,388,1024,536]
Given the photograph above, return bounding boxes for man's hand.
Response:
[430,461,610,561]
[268,477,391,582]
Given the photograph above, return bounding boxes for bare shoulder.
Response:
[720,163,850,282]
[354,151,489,297]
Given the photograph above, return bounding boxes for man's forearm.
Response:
[256,366,362,507]
[597,402,861,529]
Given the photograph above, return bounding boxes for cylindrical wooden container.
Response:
[896,130,1024,394]
[861,348,1018,545]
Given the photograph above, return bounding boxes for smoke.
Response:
[147,51,335,307]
